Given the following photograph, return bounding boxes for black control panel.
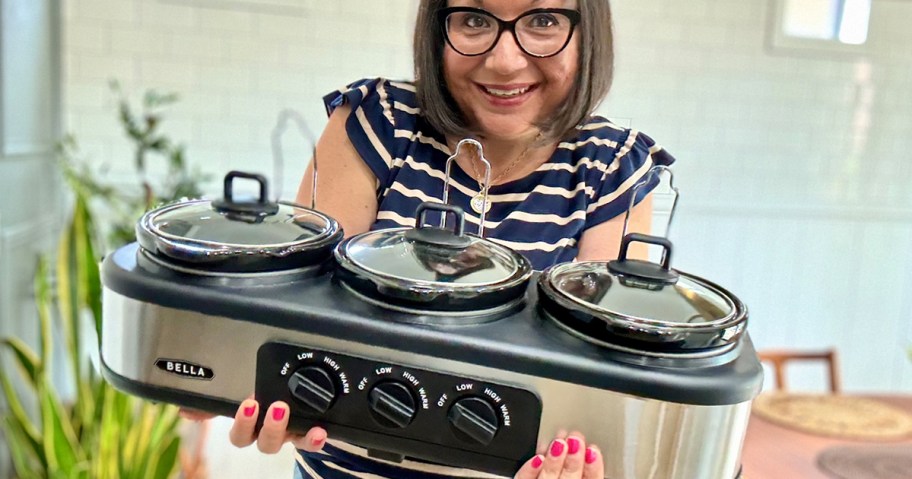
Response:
[255,342,542,475]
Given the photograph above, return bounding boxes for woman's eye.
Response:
[464,14,490,29]
[528,14,558,28]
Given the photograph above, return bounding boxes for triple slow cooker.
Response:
[101,165,762,478]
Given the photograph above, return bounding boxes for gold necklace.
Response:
[467,134,540,215]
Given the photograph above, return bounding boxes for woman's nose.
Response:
[484,31,529,75]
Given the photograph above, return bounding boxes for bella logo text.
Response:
[155,359,214,380]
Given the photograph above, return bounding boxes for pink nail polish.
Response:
[311,437,324,447]
[585,447,598,464]
[531,455,543,469]
[550,440,564,456]
[567,437,581,454]
[243,406,256,417]
[272,407,286,421]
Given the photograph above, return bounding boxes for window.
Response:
[769,0,873,53]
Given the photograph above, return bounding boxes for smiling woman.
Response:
[417,0,613,145]
[213,0,676,478]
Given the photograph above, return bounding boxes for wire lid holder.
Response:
[442,139,492,237]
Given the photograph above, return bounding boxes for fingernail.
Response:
[585,447,598,464]
[531,455,543,469]
[311,437,324,447]
[550,440,565,456]
[567,436,581,454]
[272,407,286,421]
[243,405,256,417]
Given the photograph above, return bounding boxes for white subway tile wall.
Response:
[64,0,911,425]
[64,0,418,191]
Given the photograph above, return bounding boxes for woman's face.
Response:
[443,0,580,142]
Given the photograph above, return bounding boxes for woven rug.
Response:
[817,444,912,479]
[752,393,912,441]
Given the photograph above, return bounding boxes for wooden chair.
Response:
[757,349,841,393]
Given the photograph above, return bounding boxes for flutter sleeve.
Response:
[584,129,676,230]
[323,78,408,193]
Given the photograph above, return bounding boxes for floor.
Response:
[740,395,912,478]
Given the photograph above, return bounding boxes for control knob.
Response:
[368,381,417,428]
[287,366,336,413]
[448,397,500,445]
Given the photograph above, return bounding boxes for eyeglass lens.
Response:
[445,10,575,57]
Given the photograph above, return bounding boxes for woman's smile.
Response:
[476,82,539,106]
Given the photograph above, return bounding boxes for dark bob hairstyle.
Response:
[413,0,614,142]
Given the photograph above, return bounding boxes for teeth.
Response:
[484,86,530,98]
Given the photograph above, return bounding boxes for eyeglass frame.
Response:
[437,7,582,59]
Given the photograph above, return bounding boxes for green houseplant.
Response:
[1,84,209,478]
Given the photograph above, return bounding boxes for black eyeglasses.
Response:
[439,7,581,58]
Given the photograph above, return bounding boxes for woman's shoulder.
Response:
[564,115,648,150]
[324,77,420,115]
[558,115,675,168]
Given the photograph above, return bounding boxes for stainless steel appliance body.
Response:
[102,243,759,479]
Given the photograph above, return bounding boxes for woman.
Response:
[218,0,674,477]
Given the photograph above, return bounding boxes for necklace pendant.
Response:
[470,193,491,214]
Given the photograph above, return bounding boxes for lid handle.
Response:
[405,202,472,249]
[608,233,679,285]
[212,171,280,217]
[607,165,680,286]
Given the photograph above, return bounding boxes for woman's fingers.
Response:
[256,402,290,454]
[539,438,568,477]
[566,431,585,444]
[559,436,585,477]
[228,400,328,455]
[536,429,568,455]
[290,426,329,452]
[581,446,604,479]
[513,454,545,479]
[228,399,260,448]
[518,435,601,479]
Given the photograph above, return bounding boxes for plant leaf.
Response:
[2,416,46,479]
[148,405,180,453]
[129,402,156,477]
[55,208,77,354]
[34,259,53,372]
[39,379,86,474]
[75,196,104,338]
[56,197,82,398]
[95,384,120,479]
[148,435,181,479]
[0,364,43,458]
[0,337,41,386]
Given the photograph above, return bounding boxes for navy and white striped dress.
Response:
[322,78,675,272]
[294,78,675,478]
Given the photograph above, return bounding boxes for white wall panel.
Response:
[53,1,912,477]
[1,0,57,155]
[60,0,912,395]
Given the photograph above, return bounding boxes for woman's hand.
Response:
[513,433,603,479]
[179,400,328,454]
[227,399,327,453]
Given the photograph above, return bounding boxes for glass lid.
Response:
[545,261,736,326]
[146,200,335,247]
[341,228,522,286]
[136,171,343,273]
[337,202,531,290]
